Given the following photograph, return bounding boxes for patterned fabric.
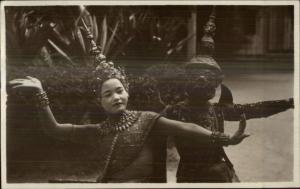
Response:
[165,102,227,182]
[69,111,165,183]
[164,99,293,182]
[103,111,162,181]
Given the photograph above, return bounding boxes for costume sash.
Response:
[97,111,161,182]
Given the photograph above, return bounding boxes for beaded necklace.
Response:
[96,110,139,182]
[97,110,139,136]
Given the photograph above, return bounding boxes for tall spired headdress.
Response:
[185,6,222,74]
[81,18,129,93]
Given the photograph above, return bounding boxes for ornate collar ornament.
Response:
[81,18,129,95]
[97,110,139,136]
[185,6,224,84]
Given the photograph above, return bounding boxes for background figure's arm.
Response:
[222,98,294,121]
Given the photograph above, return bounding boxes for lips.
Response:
[113,102,124,107]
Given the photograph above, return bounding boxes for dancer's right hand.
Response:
[9,76,44,94]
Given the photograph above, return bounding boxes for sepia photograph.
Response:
[1,1,299,188]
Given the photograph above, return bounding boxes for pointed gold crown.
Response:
[186,6,221,73]
[81,18,129,94]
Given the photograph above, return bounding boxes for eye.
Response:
[102,92,112,98]
[116,88,124,94]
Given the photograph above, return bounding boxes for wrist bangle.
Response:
[210,131,230,146]
[35,91,49,108]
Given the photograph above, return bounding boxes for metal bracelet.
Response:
[35,91,49,108]
[210,131,230,146]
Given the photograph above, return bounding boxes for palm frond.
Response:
[165,33,196,57]
[48,39,74,65]
[92,15,98,42]
[100,16,108,53]
[111,36,134,59]
[103,20,119,55]
[40,46,53,67]
[52,25,71,46]
[75,26,86,53]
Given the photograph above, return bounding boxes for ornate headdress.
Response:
[81,18,129,95]
[185,6,222,75]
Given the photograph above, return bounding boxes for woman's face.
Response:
[100,78,129,115]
